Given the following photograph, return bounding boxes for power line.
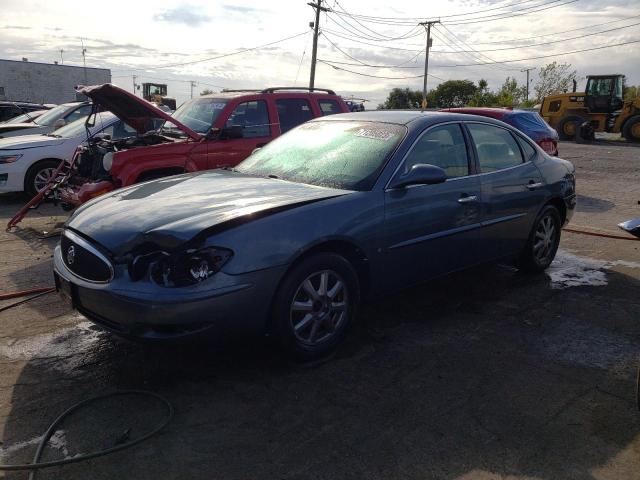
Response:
[454,13,640,45]
[433,19,640,53]
[321,32,425,69]
[432,38,640,67]
[329,0,542,22]
[325,0,578,26]
[319,59,444,80]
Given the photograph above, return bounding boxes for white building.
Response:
[0,59,111,104]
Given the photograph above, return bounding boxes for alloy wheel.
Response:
[33,167,56,192]
[533,214,557,264]
[290,269,348,346]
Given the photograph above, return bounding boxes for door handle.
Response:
[458,195,478,204]
[526,181,544,190]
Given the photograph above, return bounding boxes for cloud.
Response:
[153,4,211,27]
[3,25,31,30]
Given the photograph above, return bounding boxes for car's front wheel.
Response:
[24,159,61,198]
[272,253,359,358]
[518,205,562,272]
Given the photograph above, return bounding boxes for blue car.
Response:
[54,111,576,357]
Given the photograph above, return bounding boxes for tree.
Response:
[200,88,215,96]
[533,62,577,103]
[429,80,477,108]
[624,85,638,101]
[380,88,423,109]
[469,79,498,107]
[496,77,527,107]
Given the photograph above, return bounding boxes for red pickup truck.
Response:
[60,84,349,207]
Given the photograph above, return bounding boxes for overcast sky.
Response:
[1,0,639,106]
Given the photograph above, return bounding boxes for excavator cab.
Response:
[585,75,625,114]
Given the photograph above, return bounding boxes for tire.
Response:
[557,115,584,140]
[272,252,359,359]
[622,115,640,143]
[24,159,62,198]
[518,205,562,273]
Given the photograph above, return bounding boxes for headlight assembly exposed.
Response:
[0,154,22,164]
[129,247,233,287]
[102,152,113,171]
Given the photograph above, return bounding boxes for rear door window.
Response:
[318,99,342,116]
[467,123,524,173]
[276,98,314,133]
[516,136,537,161]
[225,100,270,138]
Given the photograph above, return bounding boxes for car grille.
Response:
[61,230,113,283]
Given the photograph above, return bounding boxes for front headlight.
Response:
[102,152,113,171]
[0,154,22,164]
[129,247,233,287]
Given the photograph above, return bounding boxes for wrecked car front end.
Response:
[58,84,201,208]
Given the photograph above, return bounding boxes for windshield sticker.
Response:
[212,103,226,109]
[355,128,395,141]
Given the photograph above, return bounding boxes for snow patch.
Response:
[0,320,105,373]
[546,250,640,289]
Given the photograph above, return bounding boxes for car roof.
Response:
[310,110,513,127]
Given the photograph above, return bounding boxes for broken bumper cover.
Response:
[53,245,286,341]
[59,180,116,207]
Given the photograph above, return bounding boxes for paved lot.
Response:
[0,141,639,479]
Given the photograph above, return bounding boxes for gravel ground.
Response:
[0,140,639,480]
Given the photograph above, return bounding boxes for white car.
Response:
[0,102,93,139]
[0,113,136,197]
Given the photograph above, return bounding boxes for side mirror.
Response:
[219,125,243,140]
[389,163,447,189]
[53,118,66,130]
[618,217,640,238]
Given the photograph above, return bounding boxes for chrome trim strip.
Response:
[388,212,527,250]
[389,222,483,250]
[62,229,114,284]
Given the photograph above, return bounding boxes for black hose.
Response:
[0,390,173,479]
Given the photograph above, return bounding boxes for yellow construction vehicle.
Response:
[540,74,640,142]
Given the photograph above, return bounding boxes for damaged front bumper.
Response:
[53,244,286,341]
[58,180,116,208]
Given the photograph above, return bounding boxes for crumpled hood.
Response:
[67,169,349,255]
[76,84,200,139]
[0,134,65,150]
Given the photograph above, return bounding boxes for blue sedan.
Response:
[54,111,576,357]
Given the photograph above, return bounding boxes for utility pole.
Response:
[190,80,197,99]
[132,75,138,96]
[59,49,64,65]
[418,20,440,110]
[521,67,535,102]
[308,0,329,90]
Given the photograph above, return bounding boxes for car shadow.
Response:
[575,194,615,213]
[1,262,639,479]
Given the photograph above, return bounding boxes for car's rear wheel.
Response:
[272,253,359,358]
[518,205,562,273]
[24,159,61,198]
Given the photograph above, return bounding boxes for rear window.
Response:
[508,112,550,132]
[318,99,342,116]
